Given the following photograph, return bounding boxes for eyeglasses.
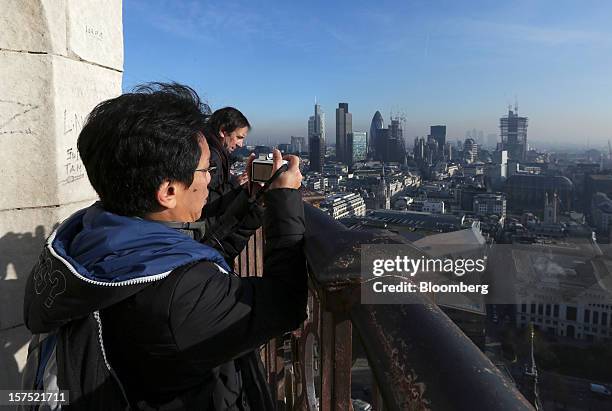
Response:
[195,166,217,175]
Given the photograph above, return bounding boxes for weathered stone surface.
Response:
[0,199,96,330]
[0,0,67,55]
[67,0,123,70]
[0,51,56,210]
[0,325,31,390]
[54,56,122,204]
[0,51,121,210]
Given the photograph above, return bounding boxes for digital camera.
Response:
[251,153,288,183]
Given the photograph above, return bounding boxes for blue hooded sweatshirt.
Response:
[24,202,230,333]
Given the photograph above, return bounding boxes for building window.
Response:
[566,306,577,321]
[531,304,536,314]
[545,304,551,316]
[603,312,608,326]
[521,304,526,313]
[538,304,544,315]
[584,309,591,323]
[593,311,599,325]
[553,305,559,317]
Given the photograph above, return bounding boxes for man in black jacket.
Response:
[23,83,307,410]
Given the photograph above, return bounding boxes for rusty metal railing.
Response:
[235,204,535,410]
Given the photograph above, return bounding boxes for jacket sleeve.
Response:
[201,183,264,262]
[170,189,307,368]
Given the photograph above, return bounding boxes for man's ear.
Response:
[156,180,178,209]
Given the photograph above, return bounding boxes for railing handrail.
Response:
[303,203,534,411]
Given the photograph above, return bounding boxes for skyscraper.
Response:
[308,103,326,172]
[369,111,384,159]
[387,118,405,163]
[430,125,446,150]
[413,137,425,161]
[464,138,478,164]
[335,103,352,164]
[500,106,528,162]
[347,131,367,165]
[290,136,306,154]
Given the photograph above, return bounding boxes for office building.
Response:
[500,106,528,162]
[290,136,306,154]
[464,138,478,163]
[308,103,326,172]
[430,125,446,152]
[370,111,384,159]
[473,193,507,220]
[320,192,366,219]
[504,175,573,213]
[335,103,352,164]
[348,131,368,165]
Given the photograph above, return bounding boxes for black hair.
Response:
[206,106,251,137]
[77,82,211,216]
[202,107,250,184]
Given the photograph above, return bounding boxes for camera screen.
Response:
[252,162,273,182]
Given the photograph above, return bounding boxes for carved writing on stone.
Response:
[85,25,104,40]
[62,146,85,185]
[62,110,87,185]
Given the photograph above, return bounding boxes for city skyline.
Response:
[123,0,612,146]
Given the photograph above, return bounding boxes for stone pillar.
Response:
[0,0,123,389]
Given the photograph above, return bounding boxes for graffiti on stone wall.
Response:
[62,147,86,185]
[61,110,87,185]
[0,100,39,136]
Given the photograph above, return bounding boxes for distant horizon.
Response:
[240,134,612,154]
[123,0,612,147]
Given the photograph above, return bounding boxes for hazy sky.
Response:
[123,0,612,148]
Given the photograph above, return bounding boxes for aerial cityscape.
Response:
[225,99,612,409]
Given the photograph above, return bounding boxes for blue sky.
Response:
[123,0,612,148]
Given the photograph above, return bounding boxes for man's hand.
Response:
[269,149,302,190]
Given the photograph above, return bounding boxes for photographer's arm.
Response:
[200,185,264,261]
[169,188,306,367]
[170,152,306,367]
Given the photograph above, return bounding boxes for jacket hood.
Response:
[24,203,230,333]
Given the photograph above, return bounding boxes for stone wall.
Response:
[0,0,123,389]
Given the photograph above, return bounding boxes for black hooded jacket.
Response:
[23,189,307,410]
